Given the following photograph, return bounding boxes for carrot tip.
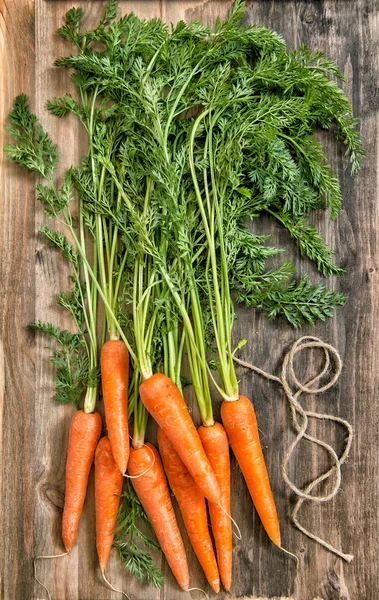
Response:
[211,581,220,593]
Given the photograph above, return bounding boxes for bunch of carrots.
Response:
[5,0,363,595]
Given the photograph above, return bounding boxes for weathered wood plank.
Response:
[0,1,37,599]
[240,2,379,600]
[1,1,378,599]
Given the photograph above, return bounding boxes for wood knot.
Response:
[366,266,377,282]
[300,8,316,24]
[35,248,44,264]
[324,561,351,600]
[39,483,64,511]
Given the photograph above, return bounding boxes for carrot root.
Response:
[198,422,232,591]
[221,395,281,546]
[101,340,130,474]
[187,587,209,598]
[139,373,220,503]
[128,442,189,590]
[101,571,131,598]
[95,436,124,572]
[157,428,220,593]
[34,553,68,600]
[62,410,102,552]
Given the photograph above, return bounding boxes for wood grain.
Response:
[0,2,36,599]
[1,1,378,599]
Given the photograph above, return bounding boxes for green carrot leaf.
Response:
[114,481,164,588]
[28,322,91,409]
[4,95,59,178]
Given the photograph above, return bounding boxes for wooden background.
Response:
[1,1,378,599]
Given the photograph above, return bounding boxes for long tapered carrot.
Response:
[62,410,102,552]
[95,436,123,573]
[128,442,189,590]
[101,340,129,474]
[157,428,220,593]
[139,373,220,504]
[198,422,232,591]
[221,395,281,546]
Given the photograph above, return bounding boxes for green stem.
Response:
[207,117,239,397]
[133,257,153,380]
[47,176,99,413]
[108,223,119,340]
[176,325,186,396]
[189,110,238,399]
[188,282,214,425]
[113,247,128,307]
[87,85,119,340]
[63,213,138,367]
[78,201,97,363]
[84,385,97,414]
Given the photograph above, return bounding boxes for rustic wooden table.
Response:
[1,1,378,599]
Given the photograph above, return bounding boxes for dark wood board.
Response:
[0,1,378,599]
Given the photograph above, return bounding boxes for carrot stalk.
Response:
[100,340,130,474]
[157,428,220,593]
[189,110,281,548]
[139,373,220,504]
[62,410,102,552]
[128,442,189,591]
[95,436,124,573]
[221,395,281,546]
[198,422,232,591]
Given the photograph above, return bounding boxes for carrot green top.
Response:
[6,0,364,411]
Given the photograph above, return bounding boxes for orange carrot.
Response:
[221,395,281,546]
[198,422,232,591]
[101,340,129,474]
[95,436,123,573]
[157,428,220,593]
[139,373,220,504]
[128,442,189,590]
[62,410,102,552]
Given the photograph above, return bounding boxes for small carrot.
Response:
[157,428,220,593]
[198,422,232,591]
[101,340,129,474]
[221,395,281,546]
[95,436,123,573]
[128,442,189,591]
[139,373,220,504]
[62,410,102,552]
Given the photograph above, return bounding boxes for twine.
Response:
[34,552,68,600]
[217,501,242,540]
[233,335,353,562]
[187,587,209,598]
[124,442,156,479]
[102,570,130,598]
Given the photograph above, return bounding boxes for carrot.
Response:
[95,436,123,573]
[128,442,189,591]
[101,340,129,474]
[221,395,281,546]
[157,428,220,593]
[139,373,220,504]
[62,410,102,552]
[198,422,232,591]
